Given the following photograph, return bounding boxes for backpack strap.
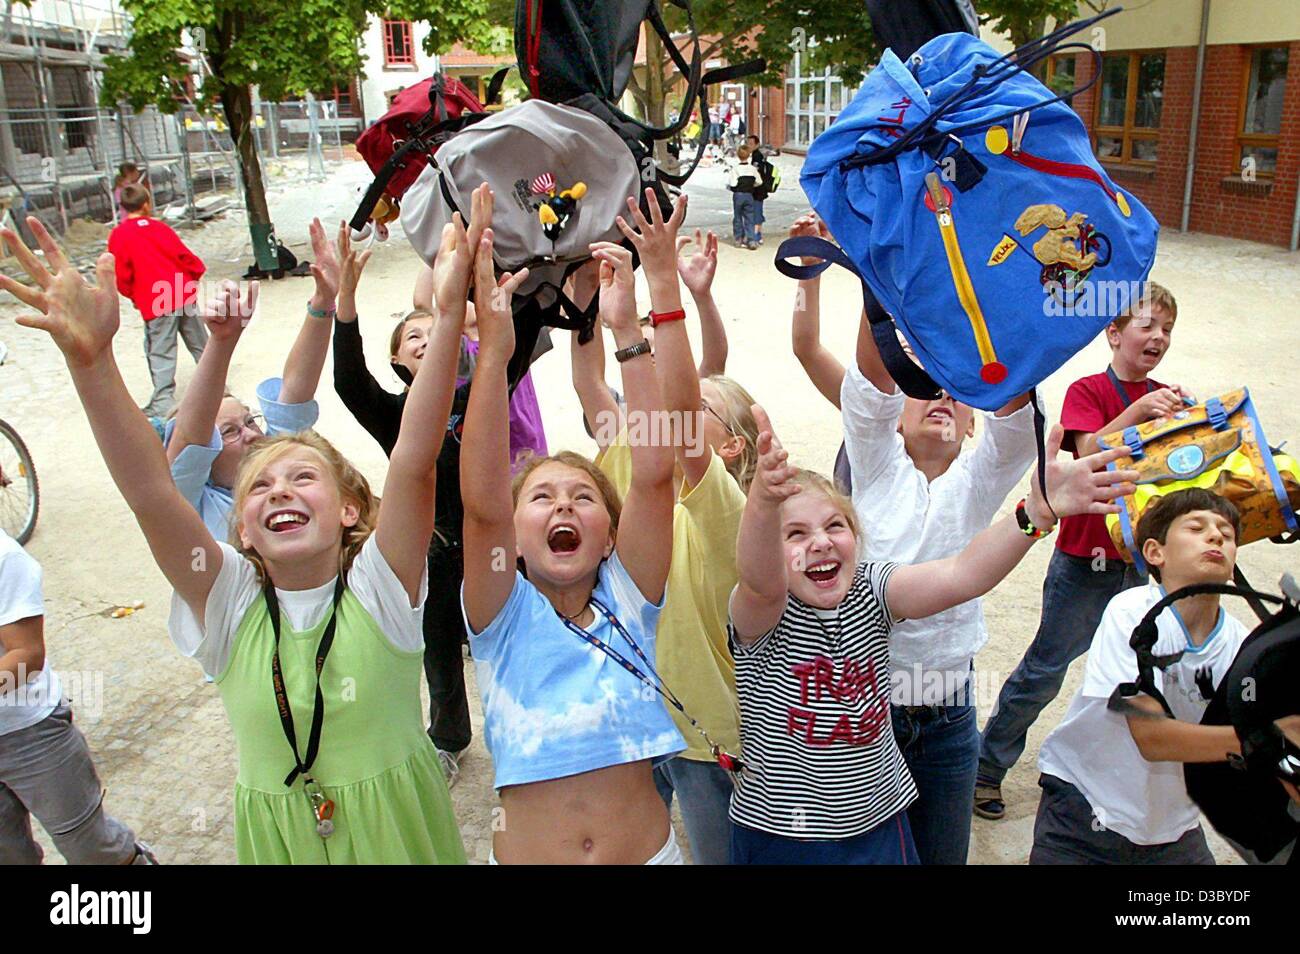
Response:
[774,235,942,401]
[484,66,512,107]
[1108,582,1286,719]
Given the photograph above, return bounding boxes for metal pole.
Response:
[305,91,324,179]
[1180,0,1210,234]
[175,110,195,225]
[26,9,69,233]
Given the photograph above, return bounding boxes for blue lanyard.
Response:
[556,596,744,775]
[1105,366,1153,409]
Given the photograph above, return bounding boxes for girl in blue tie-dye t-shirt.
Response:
[460,198,685,865]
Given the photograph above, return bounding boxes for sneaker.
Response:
[131,841,160,865]
[973,780,1005,820]
[436,748,461,789]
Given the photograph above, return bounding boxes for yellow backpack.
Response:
[1099,387,1300,573]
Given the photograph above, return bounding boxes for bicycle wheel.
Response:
[0,419,38,545]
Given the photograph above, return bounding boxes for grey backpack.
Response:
[401,100,643,310]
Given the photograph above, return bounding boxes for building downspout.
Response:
[1181,0,1210,233]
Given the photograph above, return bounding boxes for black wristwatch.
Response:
[614,338,652,363]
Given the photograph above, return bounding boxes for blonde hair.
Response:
[789,469,860,541]
[511,451,623,531]
[231,432,377,583]
[1113,280,1177,329]
[737,145,753,162]
[705,374,760,492]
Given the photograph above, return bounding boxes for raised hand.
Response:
[472,228,527,366]
[3,216,119,369]
[433,183,492,316]
[790,213,832,266]
[336,219,372,306]
[589,242,638,335]
[615,188,687,284]
[1030,423,1138,526]
[1135,387,1188,421]
[200,278,259,343]
[675,228,718,296]
[751,404,801,506]
[308,217,340,305]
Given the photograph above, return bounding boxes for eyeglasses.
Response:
[702,402,735,436]
[219,413,264,443]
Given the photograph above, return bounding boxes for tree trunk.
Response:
[220,81,278,271]
[644,25,672,169]
[1013,18,1050,80]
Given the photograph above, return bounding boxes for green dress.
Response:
[215,588,466,864]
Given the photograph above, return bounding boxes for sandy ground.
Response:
[3,150,1299,864]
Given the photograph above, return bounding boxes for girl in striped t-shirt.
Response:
[727,409,1138,864]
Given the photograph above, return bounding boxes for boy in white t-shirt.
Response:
[0,531,155,864]
[1032,488,1298,864]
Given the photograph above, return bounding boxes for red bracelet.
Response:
[649,308,686,327]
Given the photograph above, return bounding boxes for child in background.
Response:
[841,286,1036,865]
[0,529,155,865]
[113,161,146,223]
[977,283,1190,820]
[728,413,1137,864]
[165,217,340,542]
[461,191,684,864]
[726,146,761,250]
[570,192,758,864]
[1031,489,1300,864]
[8,215,466,865]
[108,183,208,417]
[746,135,770,246]
[414,261,548,472]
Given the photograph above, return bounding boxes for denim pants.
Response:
[892,691,980,865]
[979,549,1142,784]
[731,192,757,244]
[654,755,734,865]
[730,812,919,864]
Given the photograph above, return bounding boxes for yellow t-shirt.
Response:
[596,442,746,762]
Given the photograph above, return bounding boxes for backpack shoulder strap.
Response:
[774,235,942,401]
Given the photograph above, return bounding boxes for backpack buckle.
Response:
[1122,425,1144,459]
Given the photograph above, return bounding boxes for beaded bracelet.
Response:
[307,301,337,319]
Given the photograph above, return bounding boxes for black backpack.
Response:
[1110,577,1300,863]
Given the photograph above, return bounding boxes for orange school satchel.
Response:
[1098,388,1300,574]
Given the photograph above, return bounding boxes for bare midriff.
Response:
[493,759,671,864]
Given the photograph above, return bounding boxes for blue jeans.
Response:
[979,549,1142,784]
[730,813,919,864]
[892,693,980,865]
[654,756,734,865]
[731,192,757,244]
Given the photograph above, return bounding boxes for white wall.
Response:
[358,17,440,125]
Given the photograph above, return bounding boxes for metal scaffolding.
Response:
[0,0,362,240]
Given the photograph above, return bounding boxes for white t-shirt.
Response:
[0,530,61,735]
[167,535,427,679]
[1038,581,1249,845]
[840,366,1037,703]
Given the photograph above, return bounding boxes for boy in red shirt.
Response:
[975,282,1191,819]
[107,183,207,417]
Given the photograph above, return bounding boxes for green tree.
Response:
[978,1,1111,75]
[100,0,504,271]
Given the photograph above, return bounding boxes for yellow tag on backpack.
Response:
[1098,387,1300,573]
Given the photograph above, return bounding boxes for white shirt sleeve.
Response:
[1081,594,1143,701]
[166,542,262,678]
[840,364,911,510]
[346,534,428,654]
[965,398,1039,523]
[0,534,43,626]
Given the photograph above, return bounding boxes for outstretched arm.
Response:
[676,227,726,376]
[885,425,1138,620]
[615,190,714,488]
[378,190,495,603]
[731,405,799,643]
[279,218,348,405]
[789,215,846,407]
[567,262,619,447]
[1,218,222,618]
[590,240,674,603]
[461,190,523,633]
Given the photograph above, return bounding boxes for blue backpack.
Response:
[778,11,1158,413]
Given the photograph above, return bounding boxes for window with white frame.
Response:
[783,48,859,148]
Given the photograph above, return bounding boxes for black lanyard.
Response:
[1106,366,1153,409]
[557,595,744,775]
[264,577,345,788]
